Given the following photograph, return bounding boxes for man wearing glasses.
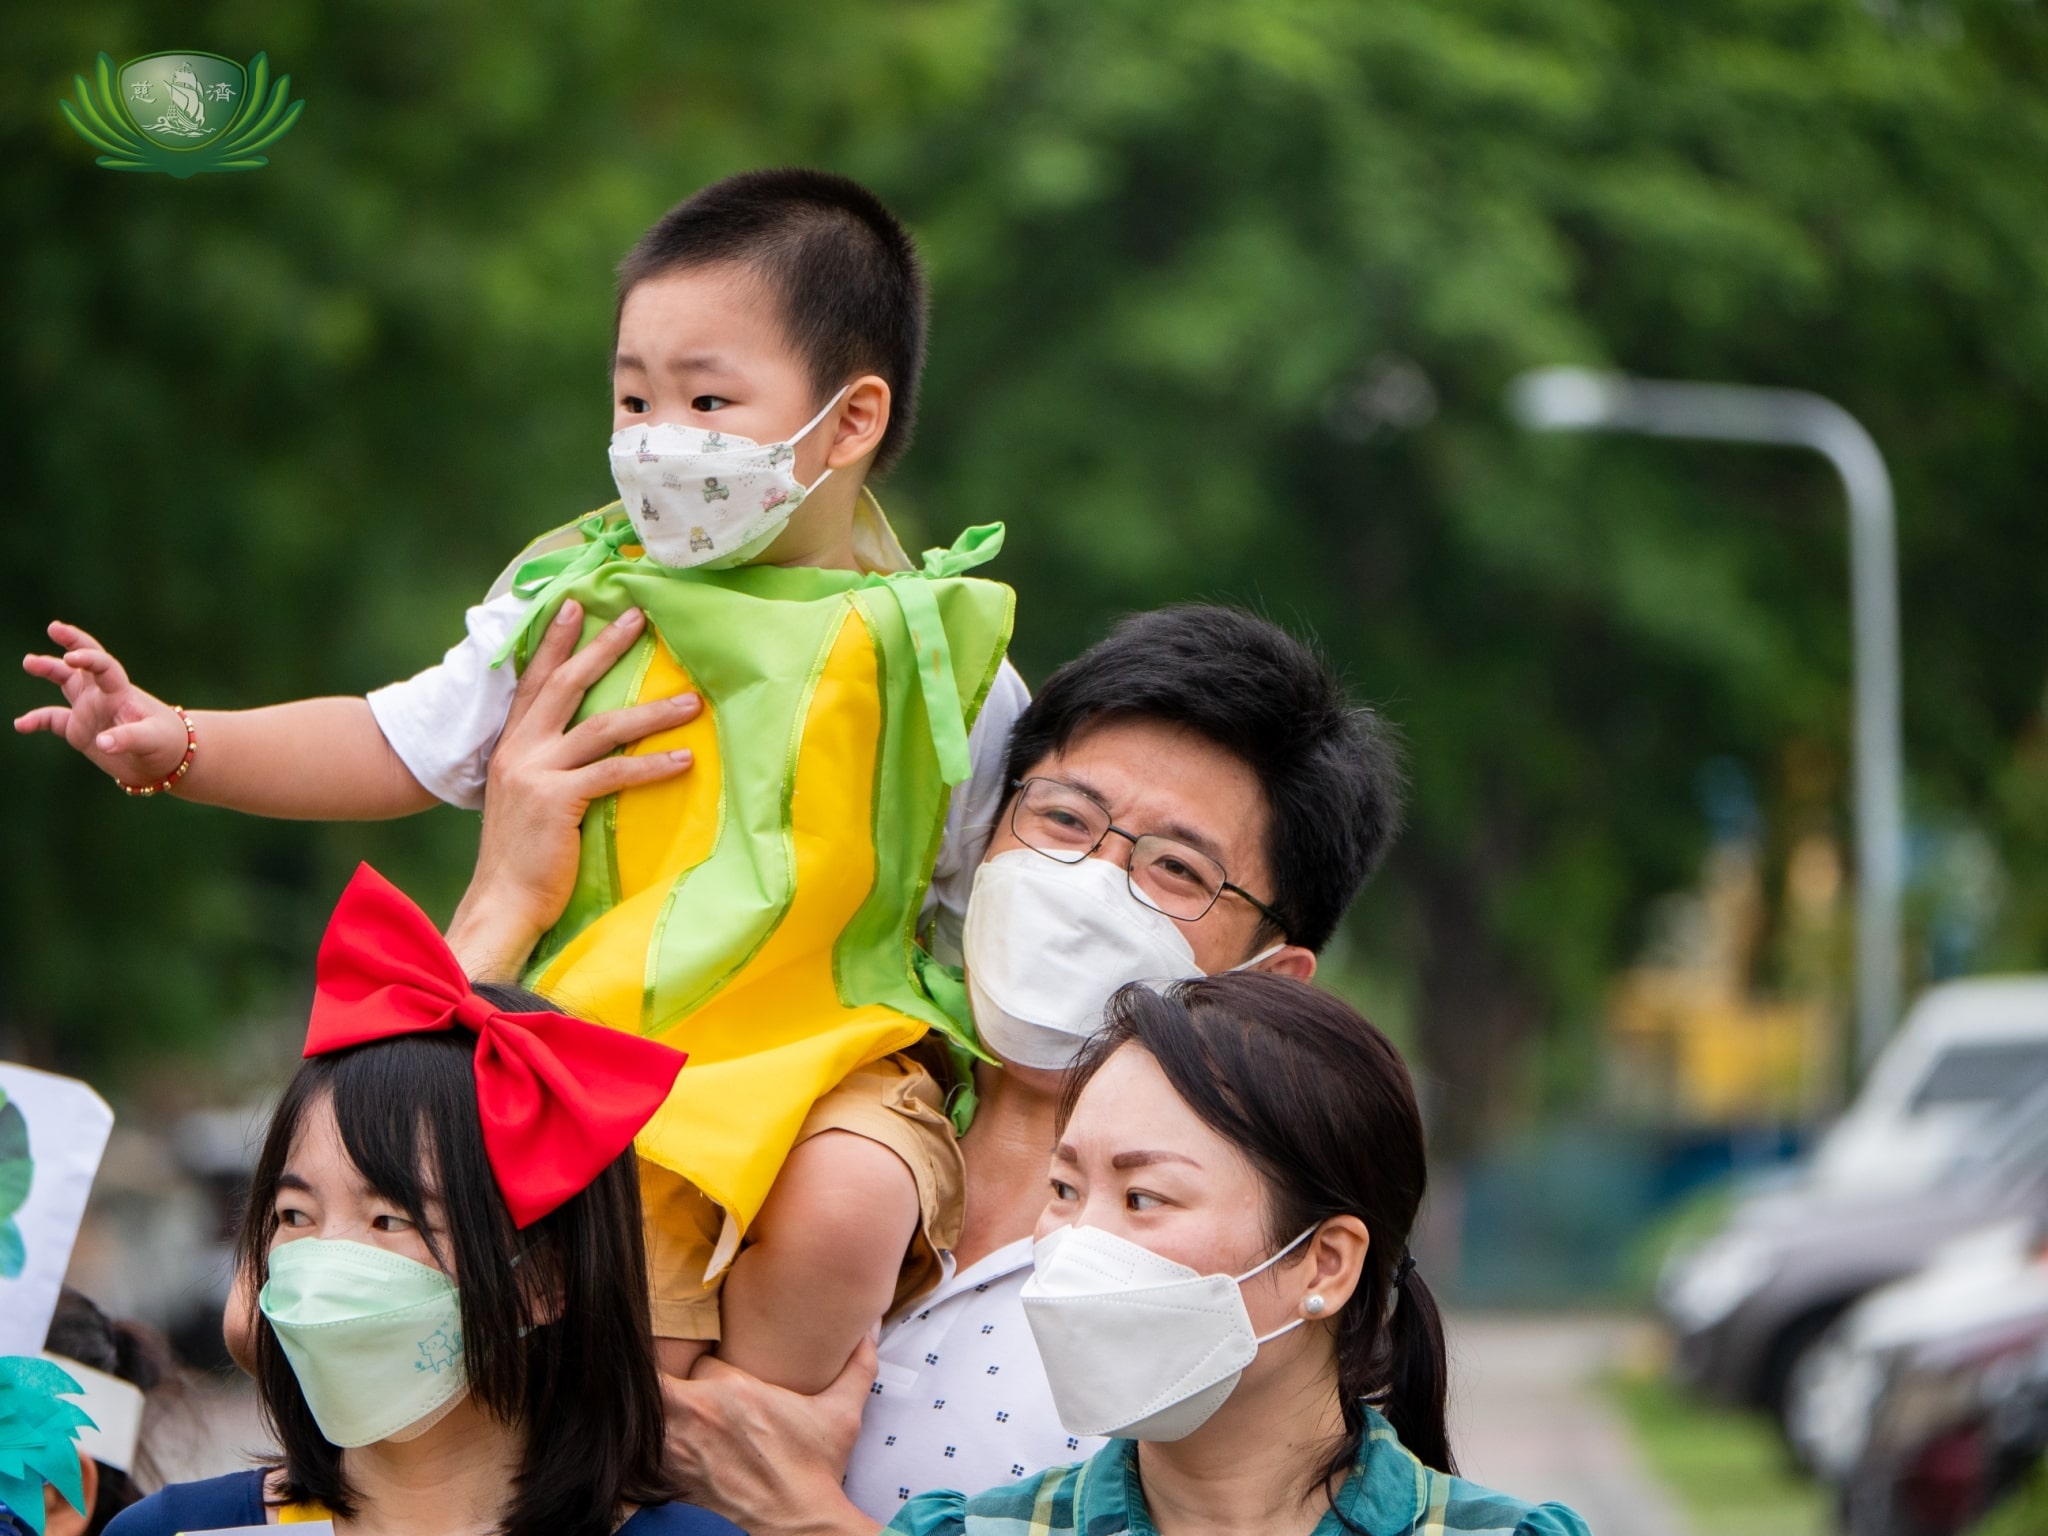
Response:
[444,599,1402,1525]
[663,601,1405,1524]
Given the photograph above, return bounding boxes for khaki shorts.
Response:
[638,1051,964,1340]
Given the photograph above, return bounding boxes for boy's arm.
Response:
[180,698,438,817]
[18,620,435,819]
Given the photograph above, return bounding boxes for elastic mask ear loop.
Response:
[1237,1225,1319,1345]
[1226,942,1288,975]
[789,384,852,498]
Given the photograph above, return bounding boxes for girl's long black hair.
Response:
[1058,972,1454,1502]
[237,983,673,1536]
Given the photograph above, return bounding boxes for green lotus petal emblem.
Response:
[59,51,304,178]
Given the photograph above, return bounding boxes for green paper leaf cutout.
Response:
[0,1095,32,1227]
[0,1356,93,1532]
[0,1097,29,1228]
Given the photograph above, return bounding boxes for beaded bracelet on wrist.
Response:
[119,706,197,797]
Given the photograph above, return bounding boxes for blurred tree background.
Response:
[7,0,2048,1156]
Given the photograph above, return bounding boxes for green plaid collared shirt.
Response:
[884,1407,1591,1536]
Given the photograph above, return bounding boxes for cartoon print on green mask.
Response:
[414,1326,463,1375]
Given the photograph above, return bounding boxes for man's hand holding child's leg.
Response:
[663,1335,883,1536]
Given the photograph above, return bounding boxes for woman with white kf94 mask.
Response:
[889,973,1590,1536]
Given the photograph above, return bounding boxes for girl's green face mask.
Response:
[258,1237,468,1447]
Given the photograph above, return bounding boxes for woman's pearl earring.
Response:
[1304,1294,1327,1317]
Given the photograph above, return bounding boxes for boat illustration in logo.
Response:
[60,50,304,178]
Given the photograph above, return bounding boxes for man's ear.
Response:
[1259,944,1316,982]
[825,374,891,470]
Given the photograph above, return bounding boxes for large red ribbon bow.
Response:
[305,864,686,1228]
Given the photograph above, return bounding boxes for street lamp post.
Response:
[1507,367,1904,1076]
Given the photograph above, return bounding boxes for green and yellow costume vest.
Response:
[496,502,1013,1240]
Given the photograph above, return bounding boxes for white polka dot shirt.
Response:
[843,1237,1104,1521]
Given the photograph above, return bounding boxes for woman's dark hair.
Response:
[44,1289,177,1536]
[236,982,672,1536]
[1001,604,1404,954]
[1057,972,1453,1505]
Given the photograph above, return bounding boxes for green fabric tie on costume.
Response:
[862,523,1005,786]
[911,948,995,1135]
[0,1356,93,1536]
[490,513,1006,787]
[488,513,645,667]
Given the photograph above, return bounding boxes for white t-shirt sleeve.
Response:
[364,590,530,811]
[924,658,1030,966]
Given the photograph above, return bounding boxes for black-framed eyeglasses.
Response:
[1006,777,1289,932]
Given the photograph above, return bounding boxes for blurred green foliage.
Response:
[1976,1456,2048,1536]
[1607,1369,1826,1536]
[8,0,2048,1146]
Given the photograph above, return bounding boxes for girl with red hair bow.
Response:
[107,867,734,1536]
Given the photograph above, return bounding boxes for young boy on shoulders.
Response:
[22,169,1027,1395]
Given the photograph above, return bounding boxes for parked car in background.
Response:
[1788,1216,2048,1481]
[1789,1208,2048,1536]
[1660,1053,2048,1430]
[1811,977,2048,1195]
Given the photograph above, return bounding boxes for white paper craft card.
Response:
[0,1061,115,1355]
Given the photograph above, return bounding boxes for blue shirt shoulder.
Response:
[104,1470,268,1536]
[620,1501,745,1535]
[102,1473,738,1536]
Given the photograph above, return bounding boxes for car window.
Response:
[1978,1084,2048,1175]
[1910,1041,2048,1115]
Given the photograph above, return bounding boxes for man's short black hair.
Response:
[617,168,928,475]
[1002,606,1405,954]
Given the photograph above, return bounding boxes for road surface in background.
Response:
[1449,1312,1688,1536]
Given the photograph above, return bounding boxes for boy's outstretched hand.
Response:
[17,621,188,788]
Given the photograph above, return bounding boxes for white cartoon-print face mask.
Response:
[607,387,847,569]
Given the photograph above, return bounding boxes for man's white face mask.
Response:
[960,850,1281,1070]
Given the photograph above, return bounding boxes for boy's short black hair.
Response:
[239,983,672,1536]
[617,168,928,474]
[1001,606,1405,954]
